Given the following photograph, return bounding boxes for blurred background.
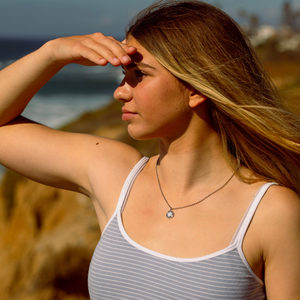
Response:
[0,0,299,299]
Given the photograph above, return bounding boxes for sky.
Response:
[0,0,299,39]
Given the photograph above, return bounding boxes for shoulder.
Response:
[257,185,300,297]
[245,184,300,266]
[256,184,300,266]
[257,185,300,237]
[238,182,300,246]
[258,184,300,226]
[80,134,146,224]
[87,135,144,183]
[86,134,145,203]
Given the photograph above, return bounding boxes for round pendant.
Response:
[166,210,174,219]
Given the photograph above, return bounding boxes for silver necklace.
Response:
[155,157,237,219]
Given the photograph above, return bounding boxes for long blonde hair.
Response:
[127,0,300,193]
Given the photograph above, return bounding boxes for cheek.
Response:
[164,78,190,105]
[135,77,190,117]
[163,89,190,115]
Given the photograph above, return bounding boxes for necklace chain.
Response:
[155,157,238,218]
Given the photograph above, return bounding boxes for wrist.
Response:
[36,39,66,69]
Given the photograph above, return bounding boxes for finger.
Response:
[74,58,107,67]
[100,38,134,64]
[120,39,137,55]
[110,37,137,56]
[87,41,124,66]
[71,36,119,66]
[116,39,137,57]
[91,33,136,65]
[123,45,137,56]
[70,41,109,66]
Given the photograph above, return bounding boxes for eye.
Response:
[135,70,146,78]
[121,67,147,81]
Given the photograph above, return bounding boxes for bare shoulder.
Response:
[86,134,144,202]
[257,185,300,299]
[87,135,144,175]
[85,135,146,227]
[259,185,300,224]
[257,185,300,241]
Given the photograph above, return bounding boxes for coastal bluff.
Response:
[0,100,159,300]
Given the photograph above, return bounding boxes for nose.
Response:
[114,79,132,102]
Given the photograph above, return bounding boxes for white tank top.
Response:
[89,157,274,299]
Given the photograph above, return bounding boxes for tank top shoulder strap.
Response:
[118,156,149,213]
[101,157,149,235]
[230,182,278,246]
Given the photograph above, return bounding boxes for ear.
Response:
[189,90,207,108]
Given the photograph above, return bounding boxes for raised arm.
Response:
[0,33,135,125]
[0,34,142,198]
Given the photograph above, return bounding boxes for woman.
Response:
[0,0,300,299]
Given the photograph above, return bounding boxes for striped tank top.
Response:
[89,157,273,299]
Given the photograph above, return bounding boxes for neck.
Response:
[155,100,237,195]
[156,154,237,218]
[157,127,235,195]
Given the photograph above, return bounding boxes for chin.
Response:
[128,132,156,141]
[127,126,158,141]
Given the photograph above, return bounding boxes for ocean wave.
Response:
[23,93,113,128]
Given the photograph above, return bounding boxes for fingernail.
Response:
[113,58,121,64]
[128,47,136,51]
[122,56,131,63]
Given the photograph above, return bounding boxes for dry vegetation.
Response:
[256,43,300,114]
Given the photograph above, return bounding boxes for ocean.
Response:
[0,38,124,179]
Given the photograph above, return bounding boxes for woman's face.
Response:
[114,38,193,141]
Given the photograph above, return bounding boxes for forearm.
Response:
[0,40,64,126]
[0,34,135,127]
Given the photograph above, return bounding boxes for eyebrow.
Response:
[124,62,157,70]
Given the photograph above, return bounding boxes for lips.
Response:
[121,108,137,121]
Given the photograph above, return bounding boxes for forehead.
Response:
[126,38,159,68]
[125,38,189,92]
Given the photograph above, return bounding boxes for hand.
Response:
[46,33,136,67]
